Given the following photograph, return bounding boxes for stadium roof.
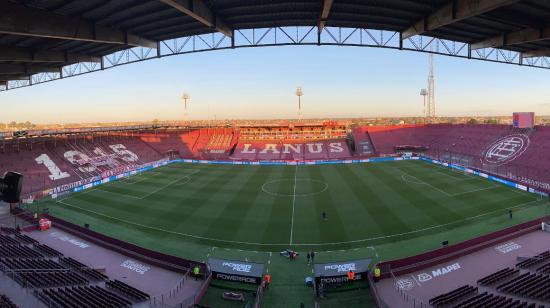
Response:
[1,0,550,91]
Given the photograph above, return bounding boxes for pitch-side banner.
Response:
[208,258,265,285]
[314,259,371,284]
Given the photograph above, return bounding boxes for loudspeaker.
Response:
[0,172,23,203]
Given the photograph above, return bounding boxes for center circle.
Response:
[261,178,328,197]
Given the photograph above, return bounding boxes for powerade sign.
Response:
[314,259,371,284]
[324,263,356,273]
[214,273,258,284]
[319,273,364,284]
[222,261,252,273]
[208,258,264,285]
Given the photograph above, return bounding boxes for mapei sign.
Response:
[238,142,346,154]
[481,134,529,166]
[417,262,461,283]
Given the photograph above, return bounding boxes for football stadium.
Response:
[2,1,550,308]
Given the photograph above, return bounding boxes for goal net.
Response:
[542,222,550,233]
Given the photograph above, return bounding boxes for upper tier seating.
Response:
[364,124,550,190]
[1,136,165,197]
[351,127,375,156]
[7,124,550,198]
[140,129,198,158]
[232,139,351,161]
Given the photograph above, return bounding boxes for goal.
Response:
[542,222,550,233]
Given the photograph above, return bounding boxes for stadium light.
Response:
[296,86,303,119]
[420,88,427,118]
[182,92,190,120]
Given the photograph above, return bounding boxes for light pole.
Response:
[181,92,190,122]
[420,88,427,118]
[295,86,303,119]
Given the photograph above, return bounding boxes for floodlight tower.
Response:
[420,88,428,117]
[181,92,190,120]
[295,86,303,119]
[427,53,436,118]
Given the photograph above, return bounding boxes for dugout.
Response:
[314,259,371,285]
[201,258,266,307]
[208,258,265,285]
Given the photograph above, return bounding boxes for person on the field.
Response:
[347,270,355,285]
[322,211,327,220]
[508,209,513,219]
[306,252,311,265]
[264,274,271,289]
[374,267,381,282]
[310,251,315,263]
[291,251,297,261]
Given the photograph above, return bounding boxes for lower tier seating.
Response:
[36,285,132,308]
[106,280,150,302]
[0,294,18,308]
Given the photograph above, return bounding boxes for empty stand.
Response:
[106,280,150,302]
[59,257,108,281]
[429,285,478,307]
[0,294,17,308]
[497,272,550,302]
[0,228,148,306]
[516,251,550,269]
[36,286,132,308]
[7,123,550,201]
[15,271,89,289]
[477,268,519,286]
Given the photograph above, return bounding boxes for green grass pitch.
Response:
[32,159,550,307]
[37,160,546,251]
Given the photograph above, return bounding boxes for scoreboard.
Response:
[513,112,534,129]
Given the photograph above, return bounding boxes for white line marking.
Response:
[95,188,142,199]
[289,164,298,245]
[140,170,200,199]
[434,170,474,181]
[401,171,499,197]
[54,191,543,247]
[90,170,199,200]
[117,172,161,185]
[261,179,328,197]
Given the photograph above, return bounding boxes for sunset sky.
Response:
[2,45,550,123]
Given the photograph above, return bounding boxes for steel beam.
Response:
[0,46,102,63]
[0,64,60,75]
[0,2,157,48]
[522,48,550,58]
[318,0,334,34]
[471,26,550,50]
[157,0,232,37]
[0,75,30,81]
[402,0,519,40]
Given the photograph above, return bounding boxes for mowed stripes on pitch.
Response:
[43,160,544,250]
